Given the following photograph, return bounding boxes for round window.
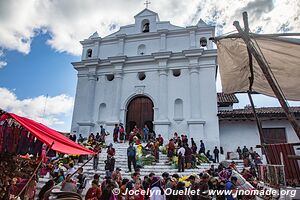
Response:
[172,69,181,77]
[138,72,146,81]
[106,74,114,81]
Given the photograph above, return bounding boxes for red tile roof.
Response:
[217,93,239,104]
[218,107,300,120]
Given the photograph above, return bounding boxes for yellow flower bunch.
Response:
[136,145,143,158]
[179,176,191,187]
[179,176,189,181]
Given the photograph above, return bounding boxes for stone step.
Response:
[35,141,246,198]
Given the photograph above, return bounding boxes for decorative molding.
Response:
[187,119,206,125]
[152,51,172,60]
[186,26,198,31]
[173,117,184,122]
[72,49,217,70]
[96,120,106,125]
[116,34,127,39]
[77,121,95,126]
[108,56,127,64]
[182,49,204,57]
[105,121,120,126]
[153,120,171,125]
[135,85,145,94]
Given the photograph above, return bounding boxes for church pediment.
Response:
[197,19,210,28]
[134,8,159,21]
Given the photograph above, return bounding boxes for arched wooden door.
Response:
[126,96,154,133]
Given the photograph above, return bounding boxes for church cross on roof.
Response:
[144,0,151,8]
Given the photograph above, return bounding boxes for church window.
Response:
[106,74,114,81]
[200,37,207,47]
[98,103,106,122]
[172,69,181,77]
[138,72,146,81]
[141,19,150,33]
[87,49,93,58]
[174,99,183,120]
[137,44,146,55]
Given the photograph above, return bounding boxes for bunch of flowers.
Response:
[178,175,191,187]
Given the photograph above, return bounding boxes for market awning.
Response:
[217,37,300,101]
[0,113,95,155]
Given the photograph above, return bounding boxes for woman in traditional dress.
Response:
[167,139,175,162]
[85,180,102,200]
[119,125,125,143]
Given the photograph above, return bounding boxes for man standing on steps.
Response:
[177,144,185,172]
[213,146,220,163]
[113,124,119,143]
[76,167,87,194]
[143,124,149,143]
[105,153,115,177]
[127,142,136,172]
[107,143,116,158]
[199,140,205,154]
[93,144,101,170]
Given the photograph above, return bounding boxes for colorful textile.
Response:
[0,113,95,155]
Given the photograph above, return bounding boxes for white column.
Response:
[112,70,123,122]
[117,34,126,56]
[189,67,201,119]
[158,68,168,119]
[93,40,100,59]
[87,72,97,121]
[189,30,196,49]
[160,33,166,51]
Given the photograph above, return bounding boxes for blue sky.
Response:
[0,33,78,131]
[0,0,299,131]
[0,34,78,98]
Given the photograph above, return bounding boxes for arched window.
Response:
[87,49,92,58]
[174,99,183,120]
[200,37,207,47]
[98,103,106,122]
[137,44,146,55]
[141,19,150,33]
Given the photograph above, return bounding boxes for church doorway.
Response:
[126,96,154,133]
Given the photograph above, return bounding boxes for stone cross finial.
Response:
[144,0,151,8]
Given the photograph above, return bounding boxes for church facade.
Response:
[71,9,220,149]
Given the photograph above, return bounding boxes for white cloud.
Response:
[0,61,7,69]
[0,0,299,56]
[0,87,74,131]
[0,49,7,68]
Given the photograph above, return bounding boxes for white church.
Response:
[71,8,300,153]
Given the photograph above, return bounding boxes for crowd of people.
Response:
[0,118,276,200]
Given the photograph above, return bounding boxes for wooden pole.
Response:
[16,142,55,199]
[233,20,300,140]
[242,12,269,162]
[287,155,300,160]
[54,149,101,189]
[242,12,265,142]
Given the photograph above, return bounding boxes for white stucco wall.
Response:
[71,9,219,149]
[219,119,300,156]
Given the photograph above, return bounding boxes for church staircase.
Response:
[36,142,244,197]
